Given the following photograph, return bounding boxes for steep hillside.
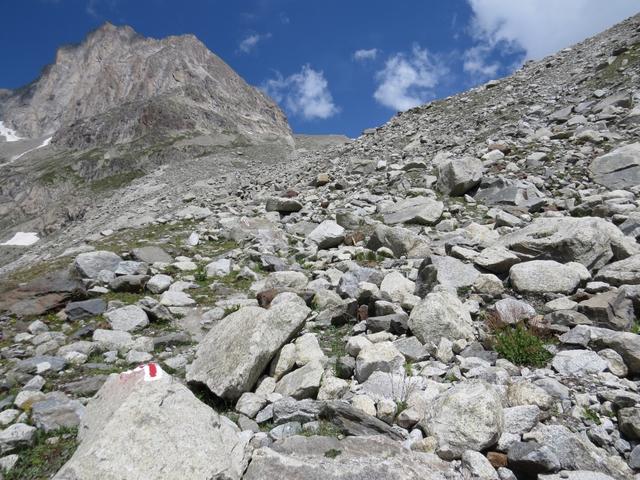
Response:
[1,12,640,480]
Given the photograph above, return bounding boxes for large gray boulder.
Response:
[245,435,460,480]
[498,217,637,270]
[367,224,429,258]
[420,381,504,459]
[307,220,345,249]
[415,256,480,296]
[54,365,251,480]
[74,250,122,279]
[381,197,444,225]
[561,325,640,375]
[187,300,310,401]
[509,260,589,294]
[437,156,483,196]
[590,143,640,190]
[526,424,632,479]
[408,289,475,346]
[595,254,640,286]
[31,392,85,432]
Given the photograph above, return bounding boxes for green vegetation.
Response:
[1,257,74,294]
[324,448,342,459]
[90,170,145,193]
[396,400,408,415]
[5,427,78,480]
[223,305,241,317]
[315,324,350,359]
[301,420,342,438]
[631,321,640,335]
[583,407,602,425]
[494,324,553,367]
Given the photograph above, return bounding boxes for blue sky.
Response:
[1,1,639,137]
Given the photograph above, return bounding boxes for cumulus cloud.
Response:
[238,33,271,53]
[467,0,639,60]
[263,65,339,120]
[373,45,448,112]
[353,48,379,61]
[462,44,501,78]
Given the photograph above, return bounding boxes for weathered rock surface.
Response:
[54,366,251,480]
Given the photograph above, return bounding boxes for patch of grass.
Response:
[215,271,252,292]
[259,421,274,433]
[223,305,241,316]
[404,362,413,377]
[301,420,343,438]
[631,321,640,335]
[354,250,379,266]
[2,257,72,293]
[315,324,350,359]
[89,170,145,193]
[100,291,145,304]
[396,400,408,415]
[494,324,553,367]
[324,448,342,459]
[5,427,78,480]
[583,407,602,425]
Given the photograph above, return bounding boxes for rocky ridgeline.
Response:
[1,13,640,480]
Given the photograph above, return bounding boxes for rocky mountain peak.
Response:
[0,23,291,145]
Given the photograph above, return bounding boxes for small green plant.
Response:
[583,407,602,425]
[396,400,408,415]
[194,266,208,283]
[5,427,78,480]
[631,321,640,335]
[494,324,552,367]
[404,362,413,377]
[324,448,342,459]
[223,305,241,316]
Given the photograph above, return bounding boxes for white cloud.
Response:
[238,33,271,54]
[263,65,339,120]
[467,0,640,60]
[462,44,500,78]
[353,48,379,61]
[373,45,448,112]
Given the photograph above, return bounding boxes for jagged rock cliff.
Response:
[0,22,291,147]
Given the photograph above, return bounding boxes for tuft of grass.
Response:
[301,420,343,438]
[315,324,350,359]
[324,448,342,459]
[223,305,241,316]
[494,324,553,367]
[5,427,78,480]
[631,321,640,335]
[583,407,602,425]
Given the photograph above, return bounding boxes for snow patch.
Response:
[0,121,22,142]
[1,232,40,246]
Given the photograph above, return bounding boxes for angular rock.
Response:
[54,366,251,480]
[355,342,405,382]
[104,305,149,332]
[74,251,122,279]
[187,301,310,401]
[498,217,635,270]
[381,197,444,225]
[510,260,589,294]
[31,391,85,432]
[437,156,483,196]
[408,290,475,345]
[590,143,640,190]
[307,220,345,249]
[420,381,504,459]
[275,360,324,400]
[245,435,456,480]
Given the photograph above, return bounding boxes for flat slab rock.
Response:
[245,435,461,480]
[54,365,251,480]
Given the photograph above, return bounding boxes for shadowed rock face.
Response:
[0,22,292,147]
